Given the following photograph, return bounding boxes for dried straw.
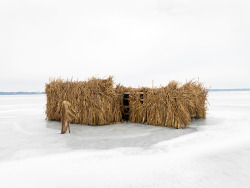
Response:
[45,76,122,125]
[45,77,208,128]
[126,80,208,128]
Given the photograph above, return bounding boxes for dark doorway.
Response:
[123,93,130,121]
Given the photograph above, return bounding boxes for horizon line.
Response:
[0,88,250,95]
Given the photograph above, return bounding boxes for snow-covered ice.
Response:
[0,91,250,188]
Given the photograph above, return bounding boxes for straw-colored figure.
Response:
[61,101,77,134]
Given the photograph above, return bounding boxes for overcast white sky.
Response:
[0,0,249,91]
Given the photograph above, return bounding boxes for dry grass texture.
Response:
[128,88,148,124]
[45,76,122,125]
[127,80,208,128]
[46,77,208,128]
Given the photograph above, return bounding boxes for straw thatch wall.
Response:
[128,88,147,124]
[45,77,122,125]
[45,77,208,128]
[126,81,208,128]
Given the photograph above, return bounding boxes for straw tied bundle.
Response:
[45,76,122,125]
[128,81,208,128]
[45,77,208,128]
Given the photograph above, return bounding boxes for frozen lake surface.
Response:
[0,91,250,188]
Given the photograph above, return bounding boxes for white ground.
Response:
[0,92,250,188]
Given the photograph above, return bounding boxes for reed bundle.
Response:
[127,81,208,128]
[45,76,122,125]
[128,88,148,124]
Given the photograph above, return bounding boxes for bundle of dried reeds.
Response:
[126,80,208,128]
[128,88,147,123]
[45,76,122,125]
[180,80,208,119]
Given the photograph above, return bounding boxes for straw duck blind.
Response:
[45,77,208,128]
